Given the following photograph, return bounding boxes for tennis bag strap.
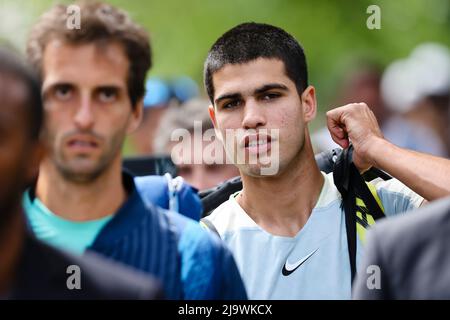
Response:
[333,145,386,283]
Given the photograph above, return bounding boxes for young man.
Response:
[203,22,450,299]
[23,2,246,300]
[0,47,162,300]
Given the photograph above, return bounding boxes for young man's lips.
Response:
[242,135,273,154]
[245,141,272,154]
[241,134,272,148]
[66,137,99,151]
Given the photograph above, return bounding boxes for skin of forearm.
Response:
[368,137,450,201]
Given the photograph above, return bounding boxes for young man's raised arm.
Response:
[326,103,450,202]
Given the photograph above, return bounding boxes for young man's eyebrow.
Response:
[254,83,288,95]
[214,93,242,105]
[95,85,121,92]
[214,83,289,105]
[42,83,123,94]
[44,81,73,90]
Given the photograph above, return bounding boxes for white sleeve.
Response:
[370,178,424,217]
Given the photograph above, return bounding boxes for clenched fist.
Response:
[326,103,384,171]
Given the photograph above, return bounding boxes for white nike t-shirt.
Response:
[205,172,424,299]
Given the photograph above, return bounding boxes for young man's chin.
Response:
[57,160,108,183]
[240,162,281,177]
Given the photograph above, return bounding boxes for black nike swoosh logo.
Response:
[281,248,319,276]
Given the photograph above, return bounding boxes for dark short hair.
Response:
[0,47,43,140]
[204,22,308,103]
[27,1,151,108]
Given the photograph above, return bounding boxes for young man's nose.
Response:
[74,97,95,130]
[241,100,266,130]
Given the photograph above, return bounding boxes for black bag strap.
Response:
[333,147,358,283]
[333,145,389,283]
[362,167,392,182]
[200,176,243,217]
[351,166,386,221]
[342,176,358,283]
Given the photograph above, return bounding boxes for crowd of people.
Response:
[0,1,449,300]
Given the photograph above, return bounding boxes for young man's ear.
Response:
[127,98,144,133]
[301,85,317,123]
[209,104,224,143]
[208,104,217,127]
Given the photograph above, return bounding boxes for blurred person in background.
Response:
[22,1,246,300]
[381,43,450,158]
[353,196,450,299]
[312,62,390,153]
[128,77,171,155]
[0,46,162,300]
[128,76,199,155]
[313,44,450,159]
[155,97,239,191]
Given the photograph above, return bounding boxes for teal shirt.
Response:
[23,191,114,255]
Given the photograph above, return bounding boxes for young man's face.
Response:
[209,58,316,177]
[41,40,141,182]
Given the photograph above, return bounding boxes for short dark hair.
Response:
[0,47,43,140]
[204,22,308,103]
[27,1,151,108]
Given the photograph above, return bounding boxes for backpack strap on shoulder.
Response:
[351,169,385,221]
[333,147,358,283]
[365,182,385,213]
[200,176,243,217]
[333,145,387,283]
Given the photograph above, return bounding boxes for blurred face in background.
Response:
[169,134,239,191]
[41,40,142,183]
[0,73,41,231]
[131,105,168,155]
[338,67,386,124]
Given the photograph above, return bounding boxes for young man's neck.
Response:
[0,207,25,296]
[35,155,126,221]
[238,137,324,237]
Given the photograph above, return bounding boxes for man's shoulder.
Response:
[355,197,450,299]
[316,171,342,208]
[14,235,163,300]
[166,207,224,251]
[204,195,256,238]
[370,196,450,257]
[78,250,163,299]
[369,177,424,215]
[134,174,202,221]
[163,201,237,265]
[207,196,236,224]
[131,200,213,252]
[165,205,248,299]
